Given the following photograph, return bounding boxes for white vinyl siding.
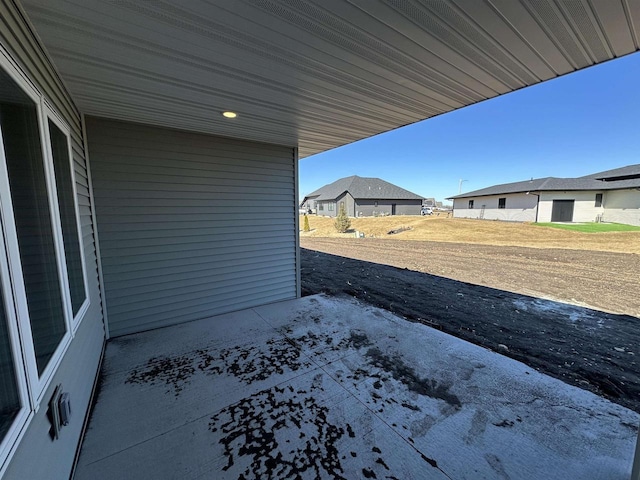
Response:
[453,194,537,222]
[0,2,105,479]
[602,190,640,226]
[87,118,297,337]
[538,191,605,223]
[454,190,640,225]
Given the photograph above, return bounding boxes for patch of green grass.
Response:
[534,222,640,233]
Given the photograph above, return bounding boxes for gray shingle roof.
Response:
[578,163,640,181]
[303,176,423,202]
[448,170,640,200]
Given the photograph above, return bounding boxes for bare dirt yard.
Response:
[301,214,640,254]
[300,215,640,413]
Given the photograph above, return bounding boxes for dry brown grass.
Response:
[299,215,640,254]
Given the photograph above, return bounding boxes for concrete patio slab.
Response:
[75,295,639,479]
[78,319,316,464]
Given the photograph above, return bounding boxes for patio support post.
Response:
[294,147,301,298]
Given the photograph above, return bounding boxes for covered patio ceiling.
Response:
[21,0,640,158]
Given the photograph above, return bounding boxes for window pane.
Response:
[1,71,66,375]
[0,275,20,442]
[595,193,603,208]
[49,120,85,316]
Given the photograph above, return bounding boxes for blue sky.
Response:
[299,52,640,205]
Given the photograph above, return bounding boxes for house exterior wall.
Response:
[355,199,422,216]
[301,196,318,212]
[454,190,640,225]
[336,192,356,217]
[602,189,640,226]
[317,200,336,216]
[538,191,604,223]
[453,194,537,221]
[87,117,298,337]
[0,2,105,479]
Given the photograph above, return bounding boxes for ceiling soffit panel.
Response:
[20,0,640,158]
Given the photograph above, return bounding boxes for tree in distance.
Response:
[334,204,351,233]
[303,214,310,232]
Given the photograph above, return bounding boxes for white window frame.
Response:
[0,198,33,476]
[594,193,603,208]
[0,46,75,409]
[0,42,89,474]
[42,102,90,333]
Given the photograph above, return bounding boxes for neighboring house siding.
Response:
[302,196,318,212]
[87,118,297,337]
[453,194,537,221]
[318,201,336,216]
[393,200,422,216]
[602,190,640,226]
[336,192,356,217]
[454,190,639,225]
[538,191,604,223]
[356,200,388,216]
[0,2,105,479]
[356,199,421,216]
[453,198,482,219]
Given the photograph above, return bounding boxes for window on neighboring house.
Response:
[328,203,334,211]
[319,203,324,211]
[595,193,603,207]
[498,198,506,209]
[0,49,89,460]
[468,200,474,209]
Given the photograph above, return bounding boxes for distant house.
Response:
[448,164,640,225]
[302,176,424,217]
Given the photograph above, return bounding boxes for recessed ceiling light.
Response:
[222,111,237,118]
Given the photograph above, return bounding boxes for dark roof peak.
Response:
[579,163,640,181]
[303,175,423,201]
